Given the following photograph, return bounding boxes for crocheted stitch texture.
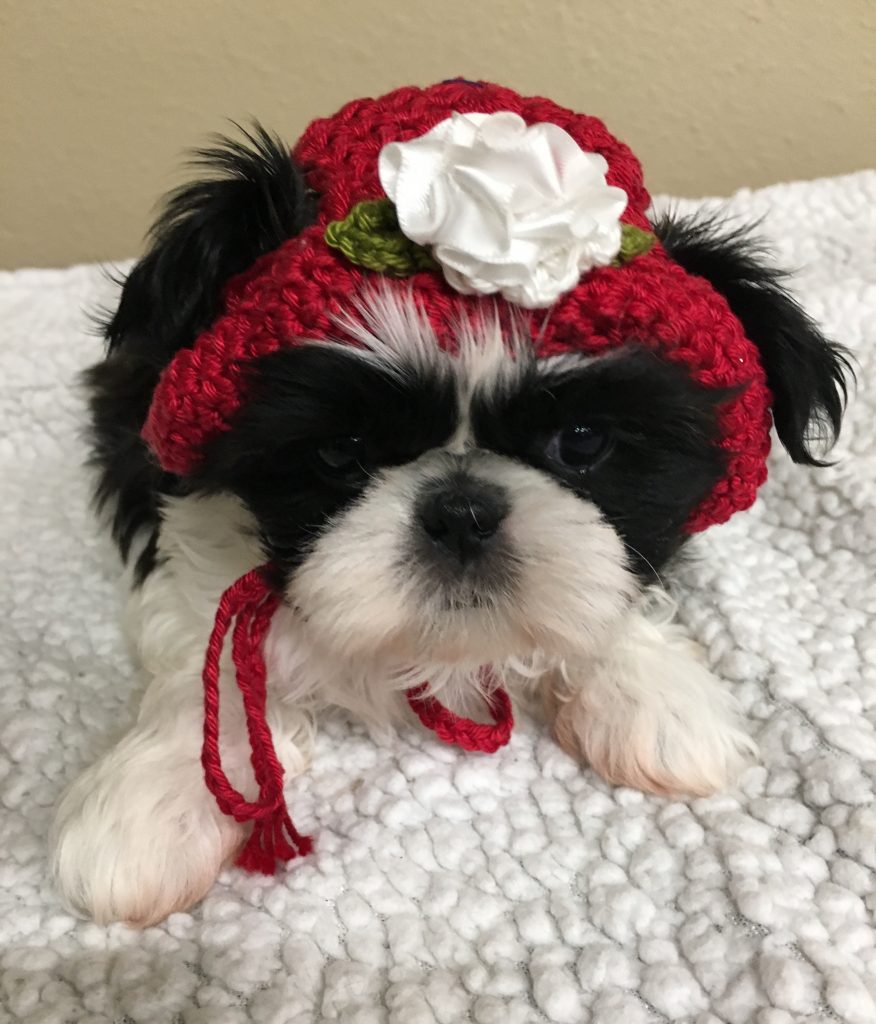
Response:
[324,199,439,275]
[142,80,772,533]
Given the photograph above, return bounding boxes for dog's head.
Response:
[192,289,725,665]
[104,82,851,669]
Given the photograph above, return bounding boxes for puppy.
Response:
[51,82,849,925]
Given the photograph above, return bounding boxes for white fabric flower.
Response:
[378,111,628,308]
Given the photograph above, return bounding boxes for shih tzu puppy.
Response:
[51,80,849,925]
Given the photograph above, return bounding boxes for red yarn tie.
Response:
[202,566,514,875]
[405,678,514,753]
[201,566,312,874]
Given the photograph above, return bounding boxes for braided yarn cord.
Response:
[201,567,312,874]
[202,566,515,874]
[406,680,513,754]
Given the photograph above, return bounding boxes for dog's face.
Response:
[197,290,727,666]
[94,127,850,661]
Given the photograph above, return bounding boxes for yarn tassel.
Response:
[236,807,313,875]
[201,565,312,875]
[203,567,514,877]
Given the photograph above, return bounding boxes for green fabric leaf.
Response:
[614,223,658,265]
[325,199,438,276]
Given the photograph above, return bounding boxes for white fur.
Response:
[51,290,755,924]
[51,495,313,926]
[286,448,634,669]
[546,594,758,797]
[335,284,530,382]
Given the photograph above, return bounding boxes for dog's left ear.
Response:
[653,211,853,465]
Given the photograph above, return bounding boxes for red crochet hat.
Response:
[143,79,771,532]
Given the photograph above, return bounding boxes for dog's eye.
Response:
[315,436,369,477]
[544,424,610,470]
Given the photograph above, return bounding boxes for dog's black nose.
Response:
[418,480,508,564]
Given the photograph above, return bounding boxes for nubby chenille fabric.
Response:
[0,171,874,1023]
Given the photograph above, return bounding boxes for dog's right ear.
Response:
[102,123,316,365]
[653,210,852,466]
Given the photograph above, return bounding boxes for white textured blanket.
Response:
[1,172,874,1024]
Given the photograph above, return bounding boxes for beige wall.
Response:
[2,0,874,270]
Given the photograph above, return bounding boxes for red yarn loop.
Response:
[201,566,312,875]
[202,566,515,874]
[406,678,514,753]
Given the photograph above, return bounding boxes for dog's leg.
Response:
[51,666,312,926]
[544,602,756,797]
[51,495,313,926]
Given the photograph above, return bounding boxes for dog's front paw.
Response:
[546,613,757,797]
[552,687,755,797]
[50,735,244,926]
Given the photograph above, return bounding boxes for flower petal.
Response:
[379,111,631,307]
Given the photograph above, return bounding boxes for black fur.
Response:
[85,355,179,584]
[89,163,851,592]
[88,124,316,582]
[472,349,730,577]
[196,344,727,585]
[102,123,317,363]
[653,210,852,466]
[193,347,458,583]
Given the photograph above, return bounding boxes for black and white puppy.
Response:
[51,127,849,926]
